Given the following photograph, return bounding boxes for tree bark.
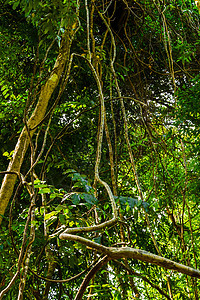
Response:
[0,31,73,225]
[60,233,200,279]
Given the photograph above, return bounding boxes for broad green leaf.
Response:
[59,214,66,224]
[82,193,97,205]
[38,188,51,194]
[71,194,80,205]
[44,211,58,220]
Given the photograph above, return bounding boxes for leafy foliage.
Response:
[0,0,200,299]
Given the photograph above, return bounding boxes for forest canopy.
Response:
[0,0,200,299]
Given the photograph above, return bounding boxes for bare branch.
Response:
[59,233,200,279]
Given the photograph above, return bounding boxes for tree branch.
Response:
[59,233,200,279]
[74,256,110,300]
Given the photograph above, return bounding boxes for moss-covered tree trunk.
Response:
[0,29,74,225]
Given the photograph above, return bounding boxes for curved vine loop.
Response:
[58,0,118,247]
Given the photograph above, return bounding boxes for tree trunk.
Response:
[0,31,73,225]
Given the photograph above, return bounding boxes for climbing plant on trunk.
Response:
[0,0,200,299]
